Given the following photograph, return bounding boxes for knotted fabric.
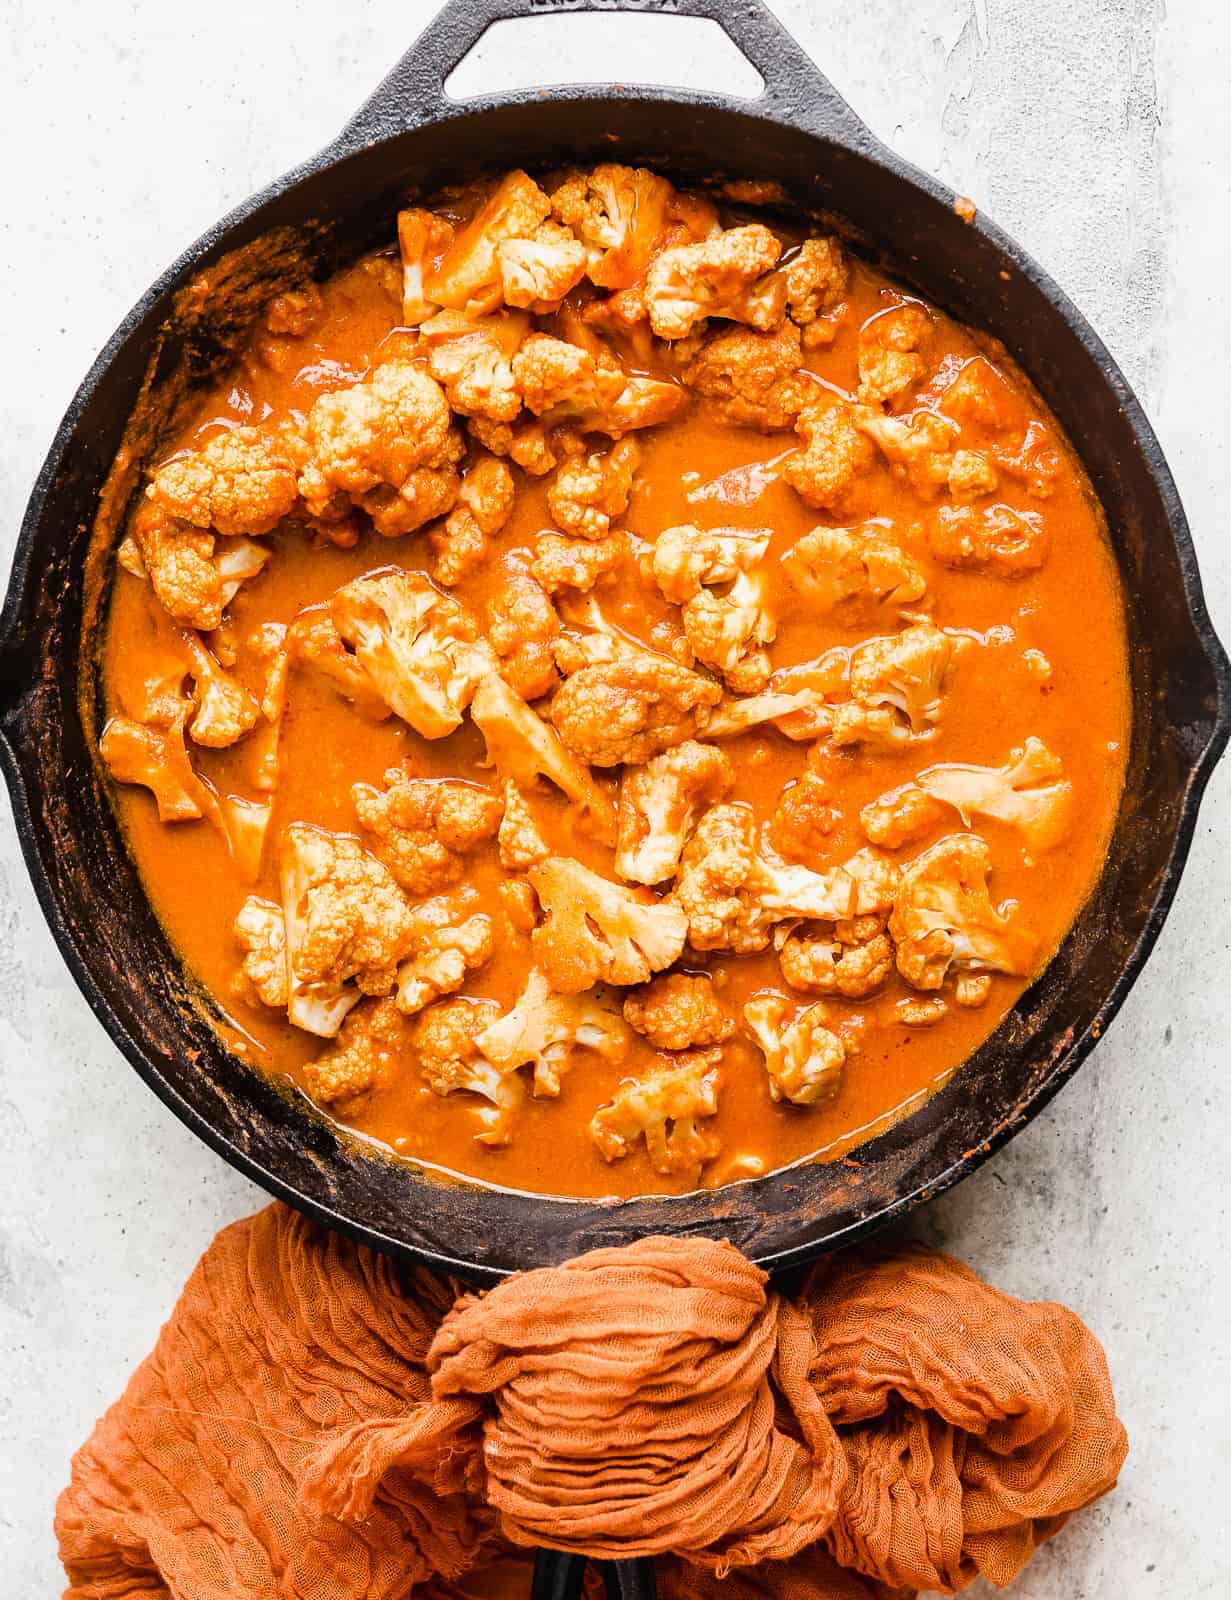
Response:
[55,1204,1127,1599]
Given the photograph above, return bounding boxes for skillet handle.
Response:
[532,1549,657,1600]
[330,0,874,153]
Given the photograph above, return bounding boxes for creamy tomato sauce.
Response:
[99,170,1129,1199]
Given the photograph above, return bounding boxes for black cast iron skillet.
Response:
[2,5,1229,1590]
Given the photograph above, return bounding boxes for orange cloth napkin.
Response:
[56,1204,1126,1598]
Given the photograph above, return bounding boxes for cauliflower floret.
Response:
[497,781,551,870]
[645,224,785,341]
[682,321,810,431]
[856,406,993,501]
[100,709,208,822]
[928,503,1049,575]
[777,914,893,999]
[279,823,415,1036]
[602,374,688,435]
[359,450,464,539]
[467,413,561,476]
[511,332,627,419]
[429,452,516,587]
[547,437,639,540]
[414,998,521,1145]
[783,523,927,615]
[991,420,1062,498]
[352,767,501,895]
[697,650,849,743]
[888,833,1036,990]
[744,993,845,1106]
[856,303,933,405]
[286,609,393,722]
[670,803,857,955]
[550,657,723,767]
[532,531,629,594]
[616,740,733,885]
[551,164,674,289]
[176,628,260,749]
[425,169,553,316]
[395,893,495,1015]
[768,771,840,864]
[297,360,456,524]
[681,569,777,694]
[859,782,949,849]
[330,570,492,738]
[125,502,270,633]
[498,221,587,312]
[303,996,416,1106]
[622,972,733,1051]
[845,620,955,739]
[913,737,1072,851]
[783,396,878,511]
[485,556,561,701]
[471,671,617,840]
[233,896,289,1008]
[528,856,688,993]
[651,526,771,604]
[784,236,849,346]
[477,969,628,1096]
[149,425,302,537]
[591,1048,722,1175]
[421,308,530,423]
[397,207,455,324]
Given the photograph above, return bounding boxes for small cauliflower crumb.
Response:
[623,972,734,1051]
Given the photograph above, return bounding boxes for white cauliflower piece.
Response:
[477,969,628,1096]
[414,998,522,1146]
[429,452,516,587]
[528,856,688,993]
[424,169,553,316]
[645,224,785,341]
[149,425,302,537]
[651,526,771,604]
[859,783,949,850]
[547,438,639,540]
[616,740,733,885]
[532,531,630,595]
[743,993,845,1106]
[783,523,927,615]
[913,737,1072,851]
[471,670,617,841]
[856,406,995,500]
[497,781,551,870]
[681,569,777,693]
[278,823,416,1036]
[175,628,260,749]
[125,502,269,633]
[510,332,627,419]
[395,893,495,1016]
[233,896,289,1008]
[784,236,849,346]
[286,609,394,722]
[777,915,893,1000]
[484,555,561,702]
[397,207,454,325]
[682,321,810,431]
[551,164,674,289]
[591,1048,722,1175]
[330,571,492,739]
[421,308,530,423]
[498,221,587,312]
[783,395,879,511]
[843,620,956,739]
[670,803,857,955]
[888,833,1036,990]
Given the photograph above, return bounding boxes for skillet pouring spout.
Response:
[2,0,1229,1288]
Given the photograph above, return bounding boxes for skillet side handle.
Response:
[328,0,875,155]
[532,1549,657,1600]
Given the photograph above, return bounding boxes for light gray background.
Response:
[2,2,1228,1594]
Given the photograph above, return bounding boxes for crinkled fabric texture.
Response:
[55,1206,1126,1600]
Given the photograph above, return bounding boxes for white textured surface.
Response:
[2,2,1229,1593]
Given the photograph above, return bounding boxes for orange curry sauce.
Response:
[100,174,1129,1199]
